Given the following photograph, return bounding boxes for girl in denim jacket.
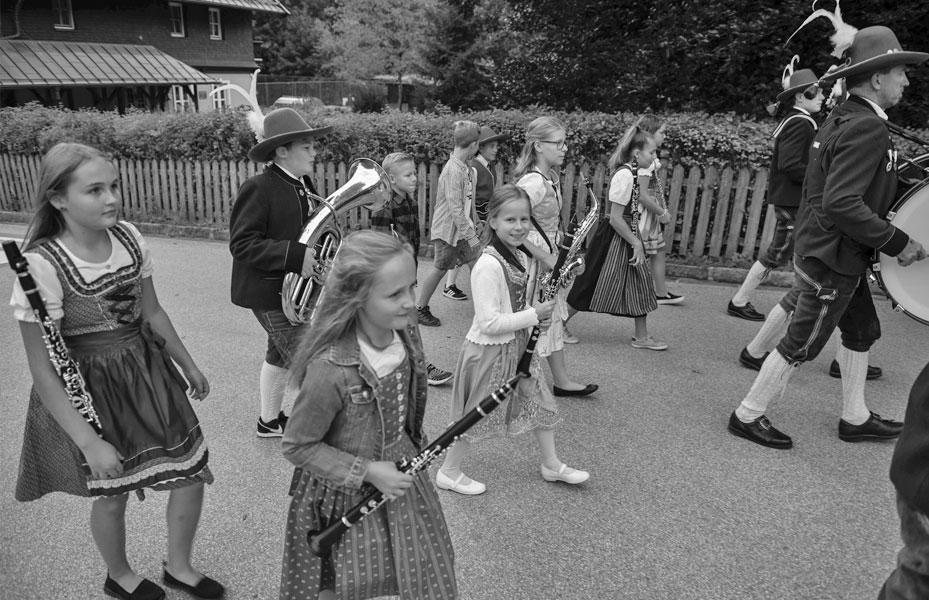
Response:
[280,230,457,600]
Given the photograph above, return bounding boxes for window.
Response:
[169,2,185,38]
[52,0,74,30]
[208,8,222,40]
[211,82,229,110]
[170,86,193,113]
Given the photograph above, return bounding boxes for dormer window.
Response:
[169,2,185,38]
[209,8,222,40]
[53,0,74,30]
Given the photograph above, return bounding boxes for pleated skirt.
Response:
[280,435,458,600]
[567,218,658,318]
[15,321,212,502]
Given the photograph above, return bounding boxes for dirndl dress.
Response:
[450,247,560,440]
[567,213,659,318]
[14,223,212,501]
[280,360,457,600]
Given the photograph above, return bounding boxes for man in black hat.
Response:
[229,108,332,438]
[727,26,928,449]
[728,62,823,322]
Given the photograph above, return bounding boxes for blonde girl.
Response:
[436,185,589,495]
[566,125,668,350]
[281,230,457,600]
[10,143,221,600]
[514,117,598,397]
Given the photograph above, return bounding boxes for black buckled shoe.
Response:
[163,569,225,599]
[553,384,598,397]
[727,300,765,321]
[739,347,768,371]
[727,412,793,449]
[839,412,903,442]
[104,576,165,600]
[828,359,883,381]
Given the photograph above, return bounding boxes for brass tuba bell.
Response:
[281,158,392,325]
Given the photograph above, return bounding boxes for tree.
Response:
[320,0,436,107]
[252,0,334,77]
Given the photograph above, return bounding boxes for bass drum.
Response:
[875,178,929,325]
[896,152,929,200]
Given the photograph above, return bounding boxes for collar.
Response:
[794,106,811,116]
[269,162,312,187]
[474,155,490,168]
[850,95,888,120]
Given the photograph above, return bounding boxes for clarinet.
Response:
[2,241,103,434]
[307,373,523,557]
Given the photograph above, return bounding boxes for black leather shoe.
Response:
[553,384,598,397]
[739,347,768,371]
[727,300,765,321]
[163,569,225,599]
[727,412,793,449]
[104,576,165,600]
[829,359,883,380]
[839,412,903,442]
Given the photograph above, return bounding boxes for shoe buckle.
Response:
[757,416,771,431]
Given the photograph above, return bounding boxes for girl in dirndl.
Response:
[280,230,457,600]
[566,125,668,351]
[435,185,590,496]
[10,143,222,600]
[513,116,598,397]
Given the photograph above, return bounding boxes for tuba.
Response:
[281,158,392,325]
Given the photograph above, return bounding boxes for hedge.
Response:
[2,103,927,170]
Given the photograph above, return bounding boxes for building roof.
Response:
[176,0,289,14]
[0,40,222,88]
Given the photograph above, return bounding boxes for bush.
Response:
[3,103,927,171]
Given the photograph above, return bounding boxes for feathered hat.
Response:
[247,109,333,163]
[776,56,820,103]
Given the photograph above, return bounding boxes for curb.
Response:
[1,212,794,288]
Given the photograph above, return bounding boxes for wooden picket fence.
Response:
[0,153,778,259]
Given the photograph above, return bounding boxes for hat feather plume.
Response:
[781,55,800,89]
[209,69,265,140]
[786,0,858,58]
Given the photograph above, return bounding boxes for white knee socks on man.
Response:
[732,261,768,307]
[746,304,791,358]
[736,351,795,422]
[259,361,289,421]
[837,345,871,425]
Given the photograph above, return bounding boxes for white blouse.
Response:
[465,252,540,346]
[9,222,153,322]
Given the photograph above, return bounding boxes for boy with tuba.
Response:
[229,108,332,438]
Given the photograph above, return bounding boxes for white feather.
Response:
[209,69,264,139]
[786,0,858,57]
[782,55,800,89]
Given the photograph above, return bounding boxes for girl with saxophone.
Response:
[280,231,457,600]
[436,185,590,495]
[514,116,598,397]
[567,124,668,350]
[9,143,222,600]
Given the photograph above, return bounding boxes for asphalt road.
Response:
[1,223,926,600]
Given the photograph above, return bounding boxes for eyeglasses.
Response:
[802,87,819,100]
[540,139,568,150]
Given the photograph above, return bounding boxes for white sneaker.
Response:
[631,335,668,351]
[540,463,589,484]
[436,471,486,495]
[562,324,579,344]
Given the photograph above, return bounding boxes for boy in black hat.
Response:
[229,108,332,437]
[727,25,928,450]
[729,59,823,322]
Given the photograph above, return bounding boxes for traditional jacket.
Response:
[794,96,909,275]
[470,157,496,220]
[766,108,817,208]
[229,164,319,310]
[889,361,929,515]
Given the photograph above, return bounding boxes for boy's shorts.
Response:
[433,238,480,270]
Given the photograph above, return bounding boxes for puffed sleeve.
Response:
[518,172,548,210]
[608,169,633,206]
[120,221,153,278]
[471,254,539,336]
[9,251,64,322]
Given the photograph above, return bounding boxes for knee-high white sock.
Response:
[746,304,790,357]
[259,361,289,421]
[837,346,870,425]
[732,261,768,307]
[736,351,795,422]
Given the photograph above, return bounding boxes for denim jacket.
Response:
[282,319,428,492]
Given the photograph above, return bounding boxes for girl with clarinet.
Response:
[280,230,457,600]
[567,124,667,350]
[9,143,222,600]
[436,185,590,496]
